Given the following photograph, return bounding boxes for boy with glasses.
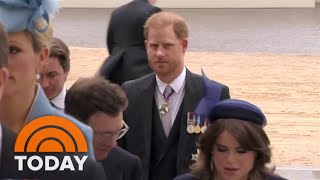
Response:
[65,77,143,180]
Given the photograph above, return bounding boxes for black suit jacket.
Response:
[120,69,230,180]
[101,0,161,85]
[0,124,19,178]
[101,146,143,180]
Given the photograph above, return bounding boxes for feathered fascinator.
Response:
[194,69,223,117]
[0,0,60,34]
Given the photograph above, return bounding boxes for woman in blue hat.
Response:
[0,0,94,159]
[175,99,287,180]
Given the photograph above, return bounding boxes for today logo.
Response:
[14,116,88,171]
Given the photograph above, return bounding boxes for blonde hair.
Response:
[29,18,54,53]
[144,11,188,40]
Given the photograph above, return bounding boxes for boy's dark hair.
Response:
[49,37,70,72]
[65,77,128,123]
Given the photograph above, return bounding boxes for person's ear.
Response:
[181,39,188,53]
[64,71,69,82]
[145,40,148,50]
[35,46,49,71]
[39,47,49,64]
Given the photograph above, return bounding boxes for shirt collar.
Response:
[51,86,67,109]
[156,66,186,94]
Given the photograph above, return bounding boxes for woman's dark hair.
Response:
[190,118,273,180]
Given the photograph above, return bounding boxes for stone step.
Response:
[276,167,320,180]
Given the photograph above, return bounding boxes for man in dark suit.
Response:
[0,124,19,178]
[100,0,161,85]
[65,77,143,180]
[120,12,230,180]
[0,23,13,176]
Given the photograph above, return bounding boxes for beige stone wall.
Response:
[61,0,315,8]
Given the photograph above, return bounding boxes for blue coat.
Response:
[24,84,95,159]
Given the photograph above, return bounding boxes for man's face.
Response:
[39,57,68,100]
[145,25,187,82]
[88,112,124,161]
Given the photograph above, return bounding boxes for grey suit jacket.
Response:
[120,69,230,180]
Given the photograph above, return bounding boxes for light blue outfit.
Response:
[25,84,95,159]
[0,0,60,34]
[0,0,94,160]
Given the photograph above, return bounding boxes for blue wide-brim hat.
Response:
[209,99,267,126]
[0,0,59,34]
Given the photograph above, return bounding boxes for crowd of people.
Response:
[0,0,287,179]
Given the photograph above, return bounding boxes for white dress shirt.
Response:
[155,67,186,127]
[51,86,67,110]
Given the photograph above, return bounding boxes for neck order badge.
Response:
[159,85,175,115]
[14,116,88,172]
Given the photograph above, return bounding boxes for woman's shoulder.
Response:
[263,172,288,180]
[174,173,198,180]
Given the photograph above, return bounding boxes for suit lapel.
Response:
[156,70,205,167]
[139,75,156,164]
[156,103,183,164]
[179,69,205,131]
[0,124,18,176]
[26,84,56,124]
[176,70,205,173]
[152,99,167,144]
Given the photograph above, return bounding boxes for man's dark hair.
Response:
[49,37,70,72]
[0,23,8,67]
[65,77,128,124]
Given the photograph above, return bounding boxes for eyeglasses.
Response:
[93,121,129,140]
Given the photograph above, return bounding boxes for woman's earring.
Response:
[35,72,40,81]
